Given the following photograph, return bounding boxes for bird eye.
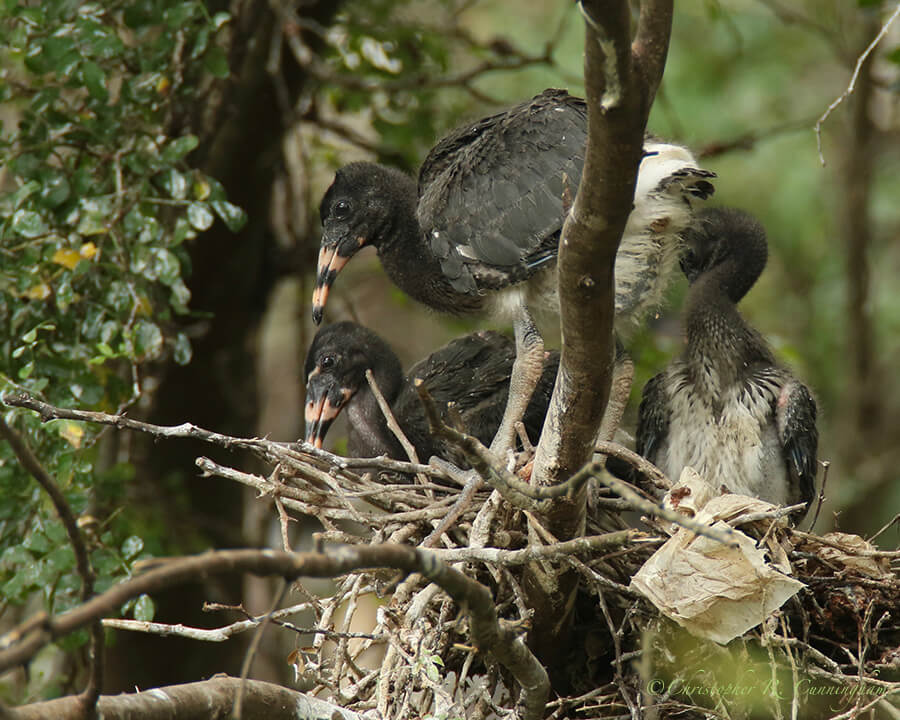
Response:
[320,355,336,370]
[332,200,350,220]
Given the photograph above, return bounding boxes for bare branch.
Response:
[814,2,900,165]
[526,0,673,661]
[12,677,366,720]
[430,530,642,564]
[633,0,674,103]
[595,440,671,492]
[365,369,420,466]
[102,600,318,642]
[595,470,740,547]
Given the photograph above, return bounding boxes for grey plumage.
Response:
[313,88,715,329]
[636,208,818,509]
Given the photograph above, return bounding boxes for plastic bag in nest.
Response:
[630,467,805,645]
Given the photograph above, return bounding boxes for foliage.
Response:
[0,0,244,676]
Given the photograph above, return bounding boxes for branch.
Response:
[595,440,671,492]
[595,470,739,547]
[11,677,365,720]
[365,369,420,466]
[416,382,592,511]
[814,2,900,165]
[101,600,318,642]
[525,0,672,661]
[0,545,549,720]
[430,530,643,564]
[531,0,673,519]
[0,416,104,714]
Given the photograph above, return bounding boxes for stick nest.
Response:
[203,435,899,720]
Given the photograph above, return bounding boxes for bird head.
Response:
[313,163,411,325]
[303,322,402,449]
[680,207,768,302]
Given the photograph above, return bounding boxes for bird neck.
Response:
[369,167,421,250]
[345,368,407,459]
[684,268,774,389]
[369,166,477,311]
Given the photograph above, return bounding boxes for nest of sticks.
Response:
[196,397,899,720]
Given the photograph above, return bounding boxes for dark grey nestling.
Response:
[304,321,558,465]
[636,207,818,509]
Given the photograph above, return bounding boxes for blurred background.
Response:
[1,0,898,702]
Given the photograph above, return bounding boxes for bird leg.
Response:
[597,343,634,444]
[490,308,545,457]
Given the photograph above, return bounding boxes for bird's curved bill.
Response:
[312,246,352,325]
[304,383,352,449]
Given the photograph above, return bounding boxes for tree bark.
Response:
[11,677,364,720]
[525,0,672,666]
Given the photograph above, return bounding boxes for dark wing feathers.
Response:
[777,382,818,506]
[397,331,556,452]
[636,373,671,465]
[417,89,587,287]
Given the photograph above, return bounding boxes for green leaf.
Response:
[210,200,247,232]
[80,61,108,101]
[96,342,116,357]
[77,197,114,236]
[203,46,230,78]
[133,594,155,622]
[23,530,51,554]
[133,320,163,360]
[173,333,192,365]
[18,360,35,379]
[157,169,188,199]
[46,546,76,573]
[39,172,71,208]
[121,535,144,560]
[11,154,41,179]
[187,202,214,231]
[164,2,199,27]
[152,248,181,285]
[162,135,199,163]
[8,180,41,207]
[11,209,49,238]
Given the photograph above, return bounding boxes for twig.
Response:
[364,369,420,467]
[868,513,900,544]
[430,530,640,564]
[806,459,829,533]
[729,504,807,527]
[416,382,595,509]
[814,2,900,165]
[595,440,671,491]
[102,600,318,641]
[235,581,289,718]
[595,470,740,547]
[791,530,900,558]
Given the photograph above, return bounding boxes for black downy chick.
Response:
[636,208,818,509]
[312,89,715,453]
[304,322,559,464]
